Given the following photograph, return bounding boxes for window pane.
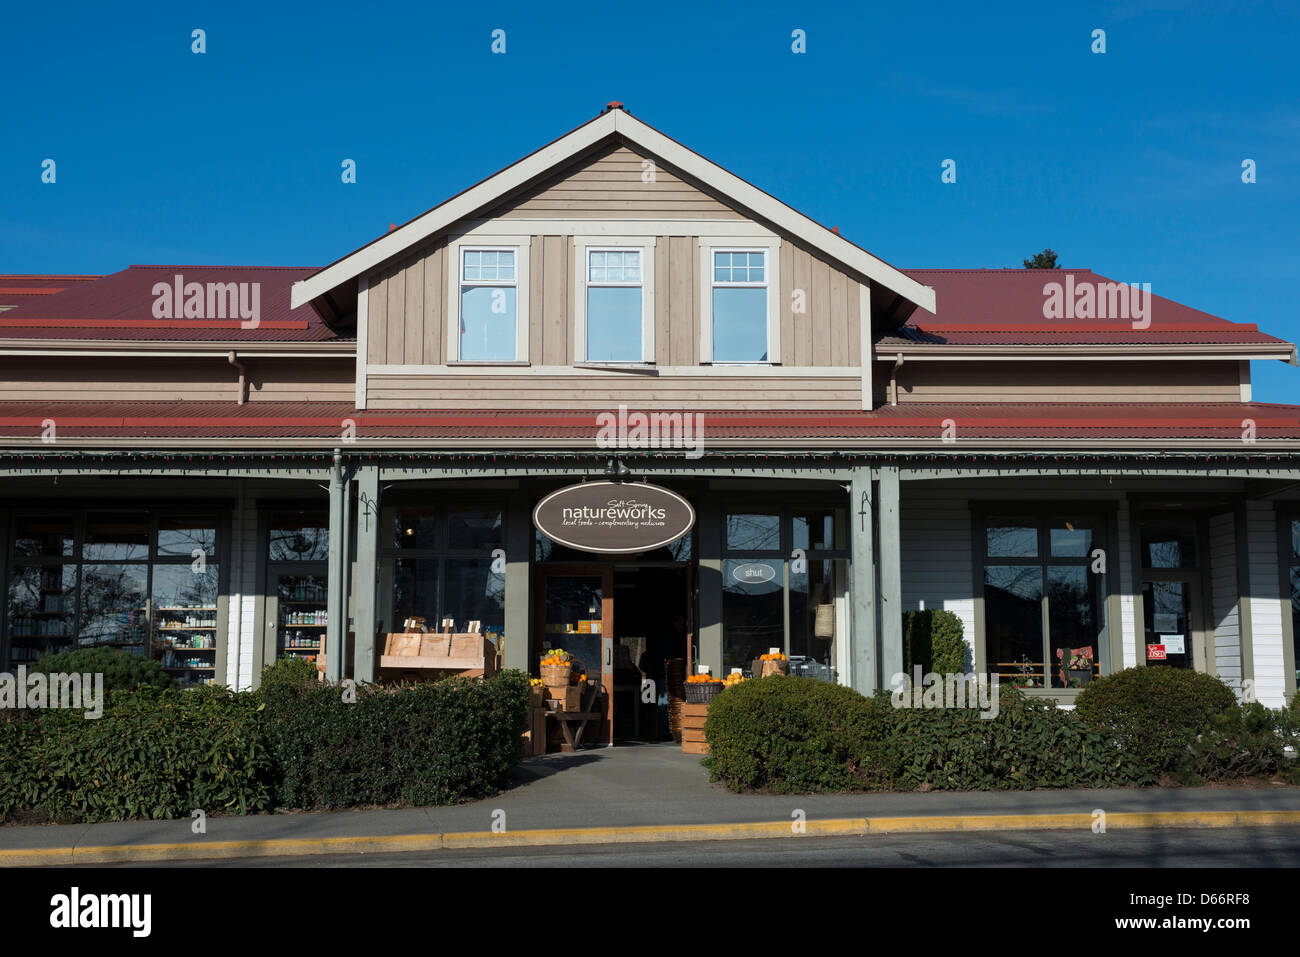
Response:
[723,558,784,672]
[1141,520,1196,568]
[789,558,843,676]
[7,563,76,663]
[1049,517,1094,558]
[460,286,517,360]
[152,563,219,616]
[78,563,149,650]
[157,516,216,558]
[448,507,503,551]
[1047,566,1101,688]
[269,511,329,562]
[986,518,1037,558]
[1143,581,1193,669]
[725,511,781,551]
[793,507,845,551]
[1291,519,1299,562]
[985,565,1043,686]
[587,286,642,361]
[387,507,437,550]
[393,559,440,630]
[712,287,767,361]
[443,558,505,636]
[13,515,74,558]
[84,512,149,561]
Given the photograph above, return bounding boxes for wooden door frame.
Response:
[533,564,615,746]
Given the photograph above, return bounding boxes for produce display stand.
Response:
[681,702,710,754]
[545,678,603,752]
[378,631,499,680]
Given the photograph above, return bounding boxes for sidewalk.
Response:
[4,742,1300,865]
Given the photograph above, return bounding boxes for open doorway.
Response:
[612,565,689,742]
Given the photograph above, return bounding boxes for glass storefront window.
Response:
[722,558,783,672]
[793,508,845,552]
[389,507,438,550]
[269,511,329,562]
[983,512,1106,689]
[7,563,76,663]
[448,508,503,551]
[157,516,216,558]
[84,512,150,561]
[13,516,74,558]
[788,558,845,675]
[393,559,441,629]
[78,563,149,651]
[725,511,781,552]
[1141,519,1196,568]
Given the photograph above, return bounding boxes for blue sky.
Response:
[3,0,1297,400]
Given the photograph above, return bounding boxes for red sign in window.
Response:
[1147,644,1167,660]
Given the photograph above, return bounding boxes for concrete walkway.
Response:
[3,742,1299,865]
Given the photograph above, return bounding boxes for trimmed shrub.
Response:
[870,684,1149,790]
[1181,701,1300,783]
[1075,666,1237,774]
[702,675,883,793]
[262,670,531,809]
[254,656,320,699]
[0,686,271,823]
[902,609,967,675]
[28,646,177,695]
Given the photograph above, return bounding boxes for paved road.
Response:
[107,826,1300,868]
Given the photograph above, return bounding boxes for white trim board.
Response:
[291,109,935,316]
[356,276,369,410]
[365,363,864,377]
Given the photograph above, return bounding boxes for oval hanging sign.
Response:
[731,562,777,584]
[533,480,695,555]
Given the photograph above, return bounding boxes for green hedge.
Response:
[28,646,177,694]
[0,686,271,823]
[1075,666,1238,774]
[1181,701,1300,784]
[902,609,966,675]
[261,667,531,809]
[870,684,1149,789]
[702,676,882,793]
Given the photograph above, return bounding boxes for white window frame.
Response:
[699,240,780,365]
[573,237,656,364]
[447,238,531,363]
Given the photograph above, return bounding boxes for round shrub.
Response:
[29,647,177,695]
[254,656,320,701]
[702,675,882,793]
[1075,666,1237,774]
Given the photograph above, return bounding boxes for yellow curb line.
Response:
[3,809,1299,866]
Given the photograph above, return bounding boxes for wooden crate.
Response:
[682,701,710,754]
[681,741,709,755]
[546,686,582,711]
[522,706,547,756]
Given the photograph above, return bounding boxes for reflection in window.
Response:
[986,518,1037,558]
[1141,520,1196,568]
[725,512,781,552]
[78,564,149,650]
[712,250,768,362]
[157,517,216,558]
[722,558,783,671]
[269,512,329,562]
[84,513,149,561]
[13,516,74,558]
[461,248,517,361]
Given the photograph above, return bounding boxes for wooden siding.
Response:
[659,236,699,365]
[531,236,571,365]
[874,359,1242,404]
[366,242,446,366]
[781,240,860,368]
[365,373,861,410]
[900,495,976,669]
[492,144,743,220]
[0,357,353,403]
[1209,511,1243,691]
[1246,499,1287,707]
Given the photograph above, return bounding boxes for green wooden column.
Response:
[878,466,904,686]
[504,493,533,672]
[352,466,381,682]
[849,467,877,693]
[325,451,347,683]
[697,496,723,676]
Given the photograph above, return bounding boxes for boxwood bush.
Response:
[902,609,967,675]
[261,669,531,809]
[1075,666,1237,774]
[0,686,271,823]
[28,646,177,694]
[702,675,883,793]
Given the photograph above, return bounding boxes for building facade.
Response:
[2,105,1298,739]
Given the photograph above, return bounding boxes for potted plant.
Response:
[1056,646,1094,687]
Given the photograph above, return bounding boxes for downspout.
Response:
[227,351,248,405]
[890,352,904,406]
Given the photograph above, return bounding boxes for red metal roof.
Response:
[0,266,336,341]
[892,269,1290,347]
[0,401,1296,443]
[0,275,103,308]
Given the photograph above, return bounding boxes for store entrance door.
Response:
[534,565,614,746]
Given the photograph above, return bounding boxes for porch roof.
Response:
[0,400,1297,448]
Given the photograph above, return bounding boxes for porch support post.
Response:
[697,496,723,676]
[504,493,532,672]
[849,466,877,693]
[325,450,347,683]
[878,465,904,686]
[353,465,381,682]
